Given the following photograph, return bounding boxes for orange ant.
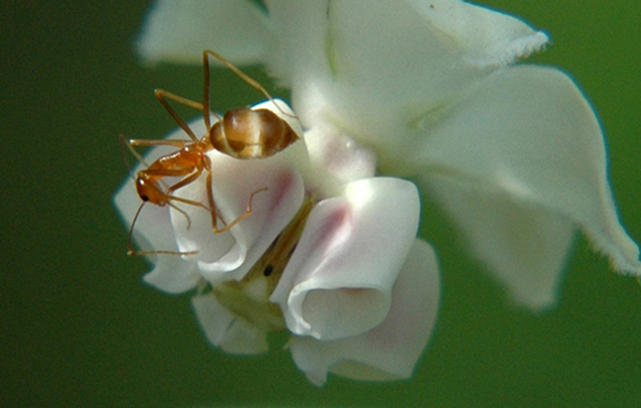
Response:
[122,50,301,257]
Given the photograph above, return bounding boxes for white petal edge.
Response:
[192,293,268,355]
[136,0,271,65]
[288,239,440,386]
[416,65,641,276]
[405,0,549,68]
[271,178,420,341]
[424,174,576,309]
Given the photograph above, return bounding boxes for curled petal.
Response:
[169,172,235,265]
[136,0,271,65]
[417,66,641,283]
[186,151,306,282]
[271,178,420,341]
[192,293,268,355]
[289,239,440,386]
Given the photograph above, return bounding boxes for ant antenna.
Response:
[119,135,138,183]
[120,134,149,168]
[127,201,199,257]
[167,201,193,230]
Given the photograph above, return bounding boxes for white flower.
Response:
[114,99,439,385]
[135,0,640,310]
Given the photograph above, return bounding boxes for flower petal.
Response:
[183,151,306,282]
[288,239,440,386]
[405,0,549,67]
[271,178,420,341]
[266,0,546,173]
[303,121,377,188]
[417,66,641,279]
[136,0,271,65]
[425,174,576,309]
[261,0,331,84]
[192,293,268,355]
[142,254,201,295]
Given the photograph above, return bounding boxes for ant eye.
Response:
[141,195,149,202]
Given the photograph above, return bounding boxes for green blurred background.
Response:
[2,1,640,407]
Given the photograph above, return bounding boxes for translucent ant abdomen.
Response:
[211,107,299,159]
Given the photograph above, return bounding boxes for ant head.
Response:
[136,176,167,206]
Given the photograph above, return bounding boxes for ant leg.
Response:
[202,51,233,131]
[165,165,204,194]
[203,49,298,121]
[219,187,269,232]
[120,134,188,170]
[128,248,200,257]
[154,89,204,142]
[166,195,211,211]
[120,134,152,167]
[156,89,204,111]
[120,135,145,181]
[209,179,269,234]
[204,49,274,106]
[126,202,199,257]
[167,201,193,229]
[201,165,245,233]
[202,52,213,131]
[127,139,189,148]
[205,169,223,232]
[162,166,216,222]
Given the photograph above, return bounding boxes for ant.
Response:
[122,50,301,257]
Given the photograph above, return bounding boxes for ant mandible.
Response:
[122,49,301,257]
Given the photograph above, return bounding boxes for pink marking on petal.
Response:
[259,169,299,228]
[317,204,353,261]
[271,169,297,208]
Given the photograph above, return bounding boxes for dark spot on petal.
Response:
[264,264,274,277]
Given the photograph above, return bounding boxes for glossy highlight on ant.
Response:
[122,50,301,257]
